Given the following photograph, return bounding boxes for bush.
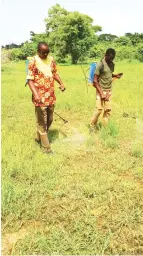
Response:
[9,48,22,60]
[1,49,13,63]
[9,43,37,60]
[136,44,143,62]
[2,41,143,63]
[115,46,137,61]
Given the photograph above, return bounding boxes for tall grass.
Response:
[2,60,143,255]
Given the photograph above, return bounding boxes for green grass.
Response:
[2,60,143,254]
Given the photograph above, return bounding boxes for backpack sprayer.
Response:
[81,61,123,103]
[87,61,123,85]
[81,61,104,88]
[88,62,97,85]
[25,57,33,86]
[80,62,97,93]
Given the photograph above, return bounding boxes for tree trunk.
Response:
[71,53,78,64]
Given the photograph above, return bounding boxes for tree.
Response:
[136,44,143,62]
[125,33,143,46]
[45,4,68,33]
[45,4,101,64]
[30,31,49,44]
[13,42,36,60]
[115,36,132,46]
[4,43,21,49]
[98,33,118,42]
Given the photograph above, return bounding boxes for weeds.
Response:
[100,120,119,148]
[2,61,143,255]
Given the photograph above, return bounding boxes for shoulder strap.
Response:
[100,59,104,73]
[25,56,35,87]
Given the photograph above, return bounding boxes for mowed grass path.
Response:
[2,61,143,254]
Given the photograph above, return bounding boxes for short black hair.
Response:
[37,42,48,51]
[105,48,116,56]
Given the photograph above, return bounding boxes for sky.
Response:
[0,0,143,45]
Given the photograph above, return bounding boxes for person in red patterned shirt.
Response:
[27,42,66,154]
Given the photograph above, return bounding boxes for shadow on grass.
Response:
[48,129,59,143]
[48,129,68,143]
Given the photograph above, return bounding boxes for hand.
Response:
[59,85,66,92]
[116,73,123,79]
[34,94,42,104]
[105,93,110,101]
[93,82,96,88]
[100,93,106,100]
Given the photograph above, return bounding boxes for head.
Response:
[37,42,50,59]
[105,48,116,63]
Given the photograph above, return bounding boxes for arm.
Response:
[93,74,106,99]
[27,59,42,103]
[54,74,66,91]
[112,72,123,79]
[27,80,41,103]
[52,59,66,92]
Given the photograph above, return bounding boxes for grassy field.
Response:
[2,60,143,255]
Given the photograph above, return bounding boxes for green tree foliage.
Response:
[98,33,118,42]
[4,43,22,49]
[30,31,49,45]
[114,36,132,46]
[115,46,137,60]
[2,4,143,63]
[20,43,36,59]
[136,44,143,62]
[45,4,100,64]
[45,4,68,33]
[10,42,36,60]
[125,32,143,46]
[89,44,105,59]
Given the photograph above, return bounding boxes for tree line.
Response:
[2,4,143,63]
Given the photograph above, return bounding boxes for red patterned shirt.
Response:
[27,55,58,106]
